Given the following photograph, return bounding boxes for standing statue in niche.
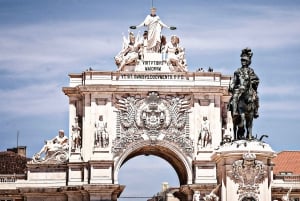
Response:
[198,116,212,148]
[95,115,109,148]
[130,7,176,53]
[228,48,260,140]
[71,116,81,150]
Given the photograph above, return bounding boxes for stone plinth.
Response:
[23,164,67,187]
[212,140,276,201]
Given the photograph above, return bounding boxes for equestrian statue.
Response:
[228,48,260,140]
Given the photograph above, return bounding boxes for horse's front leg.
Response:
[246,117,253,140]
[237,113,246,139]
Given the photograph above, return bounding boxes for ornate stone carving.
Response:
[203,194,219,201]
[112,92,193,156]
[203,184,220,201]
[31,149,68,164]
[230,152,266,201]
[31,130,69,164]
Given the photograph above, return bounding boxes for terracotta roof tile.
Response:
[0,151,29,174]
[272,151,300,175]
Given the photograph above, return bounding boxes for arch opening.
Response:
[114,141,192,186]
[118,155,180,200]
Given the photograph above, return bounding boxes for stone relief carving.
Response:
[203,184,220,201]
[203,194,219,201]
[112,92,193,156]
[230,152,266,201]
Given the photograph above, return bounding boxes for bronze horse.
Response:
[229,77,256,140]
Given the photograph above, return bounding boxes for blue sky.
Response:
[1,0,300,199]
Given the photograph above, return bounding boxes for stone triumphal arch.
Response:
[61,71,232,199]
[3,7,276,201]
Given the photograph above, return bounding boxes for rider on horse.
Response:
[229,48,259,119]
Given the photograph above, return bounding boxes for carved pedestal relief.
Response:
[230,152,266,201]
[112,92,193,156]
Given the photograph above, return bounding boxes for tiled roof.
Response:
[273,151,300,175]
[0,151,29,174]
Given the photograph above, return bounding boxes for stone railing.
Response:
[0,174,25,183]
[283,175,300,182]
[274,175,300,182]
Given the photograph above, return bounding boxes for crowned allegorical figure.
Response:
[130,7,176,53]
[228,48,260,140]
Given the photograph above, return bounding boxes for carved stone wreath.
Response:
[112,92,194,156]
[230,152,266,201]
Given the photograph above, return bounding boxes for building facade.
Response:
[1,9,299,201]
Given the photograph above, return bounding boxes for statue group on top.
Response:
[114,7,187,72]
[228,47,260,141]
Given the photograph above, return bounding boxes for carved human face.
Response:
[129,36,135,44]
[171,36,177,46]
[241,58,249,67]
[59,131,64,138]
[151,8,156,16]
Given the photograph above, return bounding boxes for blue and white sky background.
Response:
[1,0,300,199]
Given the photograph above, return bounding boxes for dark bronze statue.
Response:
[228,48,259,140]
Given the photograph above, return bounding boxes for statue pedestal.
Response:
[23,164,68,187]
[69,151,82,162]
[212,140,276,201]
[91,147,110,160]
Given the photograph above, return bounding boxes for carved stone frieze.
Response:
[230,152,266,201]
[112,92,193,156]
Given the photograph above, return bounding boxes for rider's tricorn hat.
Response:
[240,47,253,60]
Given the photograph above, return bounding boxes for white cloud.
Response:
[0,82,68,116]
[0,20,122,74]
[260,85,300,96]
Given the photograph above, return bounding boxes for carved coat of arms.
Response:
[230,152,266,201]
[112,92,193,156]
